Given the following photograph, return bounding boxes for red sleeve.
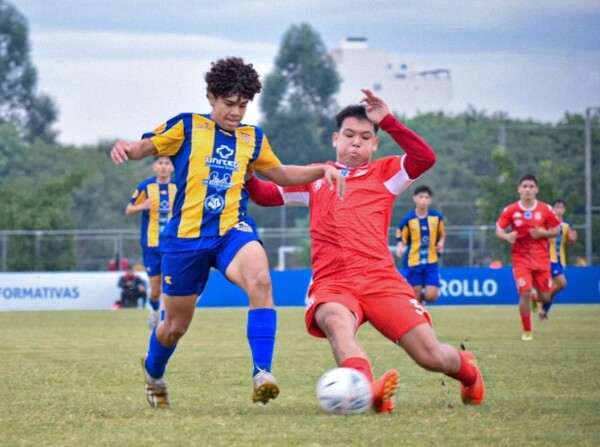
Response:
[378,113,436,179]
[245,175,284,207]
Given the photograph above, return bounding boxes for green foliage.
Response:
[0,0,58,143]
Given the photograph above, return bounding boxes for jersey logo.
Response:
[216,145,234,158]
[204,194,225,212]
[313,179,324,191]
[534,212,541,220]
[205,172,233,191]
[164,276,172,285]
[524,211,532,220]
[339,169,350,178]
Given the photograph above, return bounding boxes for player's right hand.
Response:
[110,140,131,164]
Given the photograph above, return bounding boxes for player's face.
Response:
[553,203,566,218]
[413,192,431,210]
[333,117,378,168]
[153,157,174,179]
[517,180,538,201]
[209,93,250,131]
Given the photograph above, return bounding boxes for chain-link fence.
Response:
[0,224,591,272]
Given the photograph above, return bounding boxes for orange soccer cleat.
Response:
[371,369,400,413]
[460,351,485,405]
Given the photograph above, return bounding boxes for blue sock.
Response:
[247,308,277,376]
[543,302,552,313]
[149,299,160,311]
[145,328,176,379]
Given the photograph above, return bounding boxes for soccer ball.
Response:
[316,367,373,414]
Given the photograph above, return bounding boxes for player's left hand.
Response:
[529,227,545,239]
[361,88,390,124]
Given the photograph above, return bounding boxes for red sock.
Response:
[447,351,477,386]
[521,313,532,332]
[340,357,374,382]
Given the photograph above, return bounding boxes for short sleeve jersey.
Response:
[549,220,572,266]
[276,156,414,281]
[129,177,177,248]
[496,200,561,269]
[395,209,445,267]
[143,113,281,246]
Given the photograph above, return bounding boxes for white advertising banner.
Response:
[0,272,149,311]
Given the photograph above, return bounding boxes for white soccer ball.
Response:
[316,367,373,414]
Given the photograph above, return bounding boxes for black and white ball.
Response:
[316,367,373,414]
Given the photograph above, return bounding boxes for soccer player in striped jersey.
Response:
[110,57,345,409]
[395,185,445,304]
[496,174,561,341]
[246,89,485,411]
[126,156,176,329]
[539,199,577,320]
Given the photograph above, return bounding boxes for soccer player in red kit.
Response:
[496,174,561,341]
[246,89,485,412]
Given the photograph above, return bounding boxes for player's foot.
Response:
[147,309,160,330]
[371,369,399,413]
[538,311,548,321]
[459,351,485,405]
[252,370,280,404]
[521,331,533,341]
[141,355,170,409]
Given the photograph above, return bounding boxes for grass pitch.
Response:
[2,305,599,447]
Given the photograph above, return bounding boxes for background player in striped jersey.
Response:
[110,57,345,409]
[126,156,176,329]
[395,185,445,304]
[539,199,577,320]
[496,174,561,341]
[246,89,485,412]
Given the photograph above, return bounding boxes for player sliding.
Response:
[246,88,485,412]
[110,57,345,409]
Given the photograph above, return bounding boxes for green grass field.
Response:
[2,305,599,447]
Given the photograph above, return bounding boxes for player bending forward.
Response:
[246,89,485,412]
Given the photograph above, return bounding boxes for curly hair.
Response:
[204,57,262,100]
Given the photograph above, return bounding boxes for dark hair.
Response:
[518,173,538,185]
[335,104,379,133]
[552,199,566,207]
[413,185,433,196]
[204,57,262,100]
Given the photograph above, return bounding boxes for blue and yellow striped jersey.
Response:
[129,177,177,248]
[143,113,281,244]
[549,221,572,266]
[396,209,445,267]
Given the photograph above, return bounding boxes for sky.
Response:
[9,0,600,146]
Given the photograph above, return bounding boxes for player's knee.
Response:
[162,320,189,343]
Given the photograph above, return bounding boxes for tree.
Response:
[0,0,58,143]
[259,23,340,166]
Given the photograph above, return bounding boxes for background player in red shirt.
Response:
[246,89,485,412]
[496,174,561,341]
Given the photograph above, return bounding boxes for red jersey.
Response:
[246,114,435,282]
[496,200,561,269]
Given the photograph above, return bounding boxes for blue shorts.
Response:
[143,247,162,277]
[404,263,440,288]
[550,262,564,278]
[161,221,261,296]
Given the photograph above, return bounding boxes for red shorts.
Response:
[512,264,553,294]
[305,267,431,343]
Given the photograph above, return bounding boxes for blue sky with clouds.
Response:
[10,0,600,145]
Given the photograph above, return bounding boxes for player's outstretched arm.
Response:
[111,139,157,164]
[260,164,345,198]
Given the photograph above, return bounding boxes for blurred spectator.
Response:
[114,265,147,309]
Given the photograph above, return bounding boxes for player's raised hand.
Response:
[361,88,390,124]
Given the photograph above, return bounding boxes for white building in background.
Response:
[331,37,452,115]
